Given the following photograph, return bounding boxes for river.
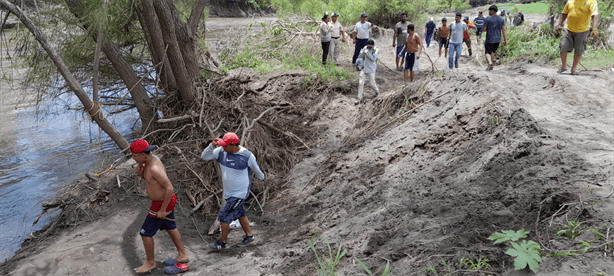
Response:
[0,73,139,261]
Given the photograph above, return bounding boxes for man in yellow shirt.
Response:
[555,0,598,75]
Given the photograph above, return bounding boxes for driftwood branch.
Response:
[157,111,197,123]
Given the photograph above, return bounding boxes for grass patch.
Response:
[580,48,614,69]
[495,1,549,15]
[218,19,353,83]
[500,24,614,69]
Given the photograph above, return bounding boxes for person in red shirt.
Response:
[462,17,476,56]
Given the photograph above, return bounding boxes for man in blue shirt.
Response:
[474,11,486,42]
[424,18,436,48]
[483,5,507,70]
[201,132,265,250]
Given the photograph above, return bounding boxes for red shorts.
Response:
[148,194,176,217]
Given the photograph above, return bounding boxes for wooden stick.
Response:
[250,190,265,214]
[157,111,196,123]
[191,216,207,243]
[190,190,222,214]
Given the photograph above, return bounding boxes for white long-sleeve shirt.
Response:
[201,145,265,200]
[358,46,378,73]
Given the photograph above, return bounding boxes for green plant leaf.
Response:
[382,261,391,276]
[505,240,542,272]
[488,228,529,244]
[590,228,605,240]
[355,258,373,275]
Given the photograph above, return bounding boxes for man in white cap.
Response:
[425,17,436,48]
[328,12,345,65]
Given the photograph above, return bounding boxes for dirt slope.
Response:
[2,25,613,276]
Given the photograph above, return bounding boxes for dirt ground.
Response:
[2,16,614,276]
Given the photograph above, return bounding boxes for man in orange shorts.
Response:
[131,139,189,274]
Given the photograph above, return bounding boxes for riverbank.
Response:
[2,15,614,276]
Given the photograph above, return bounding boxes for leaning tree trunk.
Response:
[152,0,196,103]
[136,0,178,92]
[64,0,157,126]
[0,0,130,151]
[169,1,202,82]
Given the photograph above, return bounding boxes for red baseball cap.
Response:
[217,133,239,146]
[130,139,156,153]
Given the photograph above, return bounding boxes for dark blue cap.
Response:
[332,12,339,17]
[361,13,367,17]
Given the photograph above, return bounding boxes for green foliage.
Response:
[460,257,492,271]
[546,251,577,257]
[499,25,560,63]
[556,220,586,240]
[506,240,542,272]
[270,0,434,25]
[309,234,348,276]
[490,229,542,273]
[496,2,549,15]
[218,20,352,83]
[423,265,437,275]
[355,258,391,276]
[488,228,529,244]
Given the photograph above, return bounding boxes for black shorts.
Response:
[485,43,500,54]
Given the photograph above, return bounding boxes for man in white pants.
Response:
[328,13,345,65]
[356,39,379,104]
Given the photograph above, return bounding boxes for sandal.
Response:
[557,67,567,73]
[164,259,188,266]
[165,263,189,274]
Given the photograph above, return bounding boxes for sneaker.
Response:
[242,235,254,245]
[571,70,580,75]
[487,64,493,71]
[208,239,227,250]
[557,67,567,74]
[455,63,458,68]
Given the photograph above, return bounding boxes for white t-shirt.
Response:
[330,21,343,37]
[448,21,467,44]
[355,21,371,39]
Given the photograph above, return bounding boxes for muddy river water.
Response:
[0,78,137,261]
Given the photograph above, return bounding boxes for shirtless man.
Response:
[131,139,189,274]
[437,18,450,58]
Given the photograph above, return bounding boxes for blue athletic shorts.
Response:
[139,211,176,237]
[475,28,483,36]
[405,53,416,71]
[218,197,246,224]
[396,45,407,59]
